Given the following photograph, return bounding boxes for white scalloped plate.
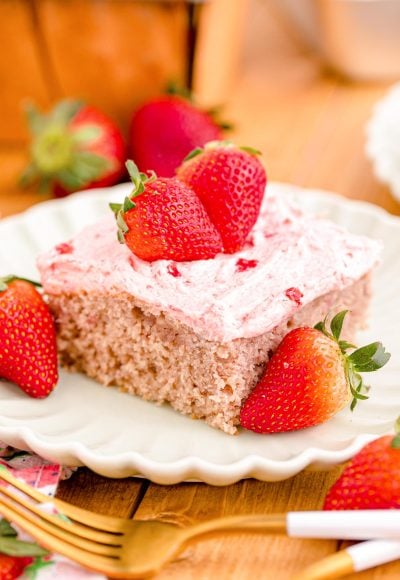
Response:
[0,183,399,485]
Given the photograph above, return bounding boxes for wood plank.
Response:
[36,0,188,130]
[0,0,52,143]
[56,468,146,518]
[134,470,340,579]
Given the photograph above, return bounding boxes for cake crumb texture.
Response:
[50,275,371,434]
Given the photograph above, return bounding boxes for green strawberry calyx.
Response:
[0,275,41,293]
[314,310,391,411]
[109,160,156,244]
[391,418,400,449]
[183,140,262,162]
[20,100,113,193]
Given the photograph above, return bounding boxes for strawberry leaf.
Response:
[395,416,400,435]
[314,314,330,337]
[73,126,100,143]
[0,519,17,537]
[123,196,135,213]
[330,310,348,341]
[219,121,234,131]
[51,99,82,124]
[0,537,48,557]
[184,147,203,162]
[24,556,54,578]
[116,211,128,234]
[240,146,262,156]
[349,342,391,372]
[0,275,41,293]
[109,202,121,216]
[19,163,40,188]
[166,81,192,101]
[126,160,146,196]
[72,124,103,144]
[339,340,357,352]
[72,151,112,180]
[347,365,369,410]
[391,433,400,449]
[24,102,46,135]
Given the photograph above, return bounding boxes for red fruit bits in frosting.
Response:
[55,242,73,254]
[285,287,303,305]
[167,264,181,277]
[236,258,259,272]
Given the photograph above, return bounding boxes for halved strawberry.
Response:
[0,276,58,398]
[240,311,390,433]
[110,161,223,262]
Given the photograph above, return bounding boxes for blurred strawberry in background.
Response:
[129,91,229,176]
[21,100,126,197]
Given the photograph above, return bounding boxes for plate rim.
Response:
[0,182,396,484]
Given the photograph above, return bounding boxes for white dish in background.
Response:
[270,0,400,80]
[0,183,399,485]
[366,83,400,204]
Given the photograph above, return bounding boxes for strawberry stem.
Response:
[109,160,157,244]
[166,81,192,101]
[0,275,41,293]
[314,310,391,411]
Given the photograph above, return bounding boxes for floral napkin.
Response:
[0,443,105,579]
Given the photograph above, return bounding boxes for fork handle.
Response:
[185,511,400,543]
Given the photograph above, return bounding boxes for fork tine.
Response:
[0,491,121,557]
[0,483,123,546]
[0,467,129,533]
[0,498,123,578]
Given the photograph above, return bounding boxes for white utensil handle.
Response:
[287,510,400,540]
[348,539,400,572]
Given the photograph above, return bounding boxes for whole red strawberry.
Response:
[324,433,400,510]
[0,277,58,398]
[240,311,390,434]
[0,555,33,580]
[177,142,267,253]
[110,160,223,262]
[129,95,223,177]
[21,99,126,197]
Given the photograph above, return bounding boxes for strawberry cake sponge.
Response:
[37,192,381,434]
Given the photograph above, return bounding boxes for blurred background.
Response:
[1,0,400,215]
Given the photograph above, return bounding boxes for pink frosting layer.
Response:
[37,194,381,342]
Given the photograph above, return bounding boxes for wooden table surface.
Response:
[1,3,400,578]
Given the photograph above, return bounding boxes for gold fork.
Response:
[1,468,400,579]
[0,466,287,578]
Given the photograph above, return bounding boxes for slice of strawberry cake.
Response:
[37,146,381,434]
